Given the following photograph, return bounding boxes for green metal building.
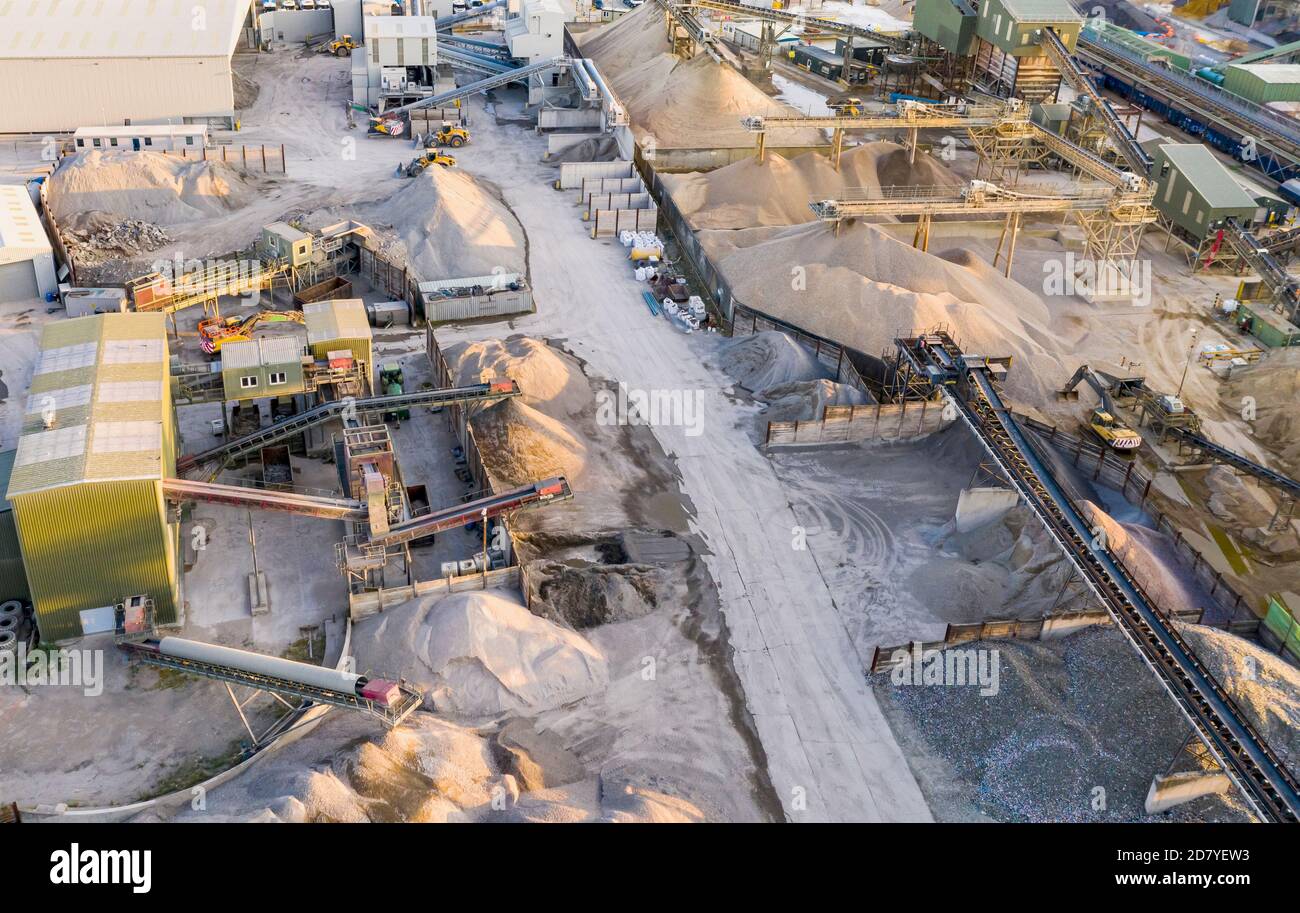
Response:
[4,313,179,642]
[1150,143,1257,242]
[304,299,373,384]
[975,0,1081,56]
[220,335,308,402]
[914,0,977,56]
[1221,63,1300,105]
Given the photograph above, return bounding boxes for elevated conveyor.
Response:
[1038,27,1151,175]
[386,57,573,115]
[369,477,572,547]
[178,381,520,470]
[897,330,1300,822]
[1167,428,1300,499]
[161,478,368,521]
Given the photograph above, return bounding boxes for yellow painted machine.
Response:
[1088,409,1142,452]
[199,310,304,354]
[405,151,456,176]
[325,34,360,57]
[428,124,470,148]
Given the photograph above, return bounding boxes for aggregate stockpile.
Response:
[367,166,527,281]
[705,220,1071,404]
[1219,348,1300,478]
[663,142,965,230]
[577,3,823,149]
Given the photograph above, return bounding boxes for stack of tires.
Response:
[0,600,21,652]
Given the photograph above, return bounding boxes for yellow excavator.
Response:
[1057,365,1143,453]
[199,310,304,354]
[427,123,470,148]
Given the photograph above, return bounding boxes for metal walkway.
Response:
[438,43,516,76]
[178,381,520,469]
[681,0,911,52]
[386,57,572,116]
[1038,27,1151,175]
[370,477,572,547]
[897,331,1300,822]
[436,0,506,30]
[161,478,367,521]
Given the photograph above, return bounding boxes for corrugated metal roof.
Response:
[1227,63,1300,84]
[304,299,371,345]
[0,1,251,60]
[1000,0,1080,21]
[0,184,53,262]
[6,313,170,499]
[1158,144,1257,210]
[221,334,305,369]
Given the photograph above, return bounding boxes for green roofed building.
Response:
[304,298,373,387]
[4,313,178,642]
[1150,143,1257,243]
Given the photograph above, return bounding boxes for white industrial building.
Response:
[0,2,254,134]
[353,15,441,106]
[0,186,58,303]
[505,0,565,63]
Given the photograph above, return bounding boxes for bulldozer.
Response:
[404,151,456,176]
[427,123,470,148]
[324,34,361,57]
[1058,365,1143,453]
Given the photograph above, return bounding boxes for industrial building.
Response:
[505,0,566,63]
[221,336,309,402]
[5,313,178,642]
[353,14,441,107]
[0,2,254,133]
[72,125,211,153]
[0,185,58,303]
[304,299,374,383]
[1150,143,1258,247]
[1221,63,1300,105]
[0,450,27,603]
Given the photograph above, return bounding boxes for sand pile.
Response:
[1077,501,1208,615]
[1220,348,1300,477]
[355,589,609,719]
[48,151,255,226]
[874,626,1250,822]
[448,336,590,418]
[718,331,830,391]
[1205,465,1275,528]
[663,142,963,229]
[543,134,621,164]
[377,165,526,281]
[492,774,708,823]
[761,379,870,424]
[578,4,823,148]
[1178,624,1300,773]
[703,220,1067,403]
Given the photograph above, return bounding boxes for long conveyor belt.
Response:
[161,478,368,520]
[899,333,1300,822]
[369,477,572,547]
[1168,428,1300,499]
[179,381,520,470]
[1038,27,1152,175]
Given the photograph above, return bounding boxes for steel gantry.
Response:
[808,178,1155,276]
[740,98,1037,176]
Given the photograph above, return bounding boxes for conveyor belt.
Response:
[1168,428,1300,498]
[435,0,506,29]
[386,57,571,115]
[898,332,1300,822]
[681,0,911,51]
[1038,27,1152,175]
[128,646,423,728]
[1076,30,1300,171]
[1222,217,1300,320]
[369,477,572,547]
[161,478,368,520]
[178,381,520,470]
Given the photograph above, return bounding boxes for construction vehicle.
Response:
[827,97,863,116]
[369,115,406,137]
[324,34,360,57]
[199,310,304,354]
[404,151,455,176]
[427,123,470,148]
[379,364,410,424]
[1057,364,1143,452]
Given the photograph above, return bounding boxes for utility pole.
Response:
[1176,327,1200,398]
